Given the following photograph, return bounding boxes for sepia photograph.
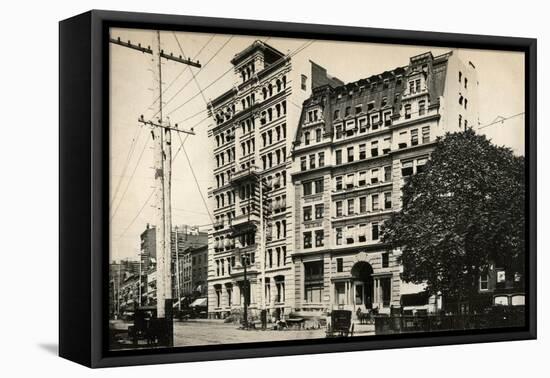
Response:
[107,27,526,350]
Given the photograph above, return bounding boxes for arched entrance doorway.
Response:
[351,261,373,309]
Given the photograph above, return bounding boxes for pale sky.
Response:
[109,28,525,262]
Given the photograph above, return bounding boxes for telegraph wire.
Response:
[476,112,524,130]
[115,189,155,241]
[110,123,144,206]
[173,32,209,106]
[178,132,215,223]
[114,38,315,238]
[157,35,235,118]
[146,33,216,112]
[169,39,315,122]
[110,134,151,221]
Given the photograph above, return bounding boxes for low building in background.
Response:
[109,224,208,319]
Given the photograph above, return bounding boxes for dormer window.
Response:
[408,76,423,95]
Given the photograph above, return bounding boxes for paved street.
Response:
[110,318,375,350]
[173,320,326,346]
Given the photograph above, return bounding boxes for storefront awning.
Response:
[189,297,207,307]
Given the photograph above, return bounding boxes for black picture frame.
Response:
[59,9,537,368]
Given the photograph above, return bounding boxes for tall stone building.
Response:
[290,51,479,316]
[206,40,340,319]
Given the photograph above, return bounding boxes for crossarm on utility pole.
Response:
[138,117,196,135]
[160,50,202,68]
[109,37,153,54]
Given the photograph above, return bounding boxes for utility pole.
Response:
[110,31,200,347]
[175,226,181,311]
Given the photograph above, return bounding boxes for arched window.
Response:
[276,79,282,92]
[282,75,287,88]
[275,104,281,118]
[268,83,273,97]
[262,87,267,99]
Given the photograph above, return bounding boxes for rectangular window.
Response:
[384,111,392,126]
[303,206,312,221]
[335,125,343,139]
[314,178,324,193]
[303,181,312,196]
[336,150,342,165]
[309,154,316,169]
[336,228,343,245]
[401,160,413,177]
[371,114,380,130]
[480,274,489,291]
[359,196,367,213]
[358,224,367,242]
[346,173,354,189]
[416,157,428,174]
[372,194,379,211]
[359,144,366,160]
[422,126,430,143]
[347,147,354,162]
[303,231,312,249]
[404,104,412,119]
[315,230,324,247]
[348,199,355,215]
[411,129,419,146]
[371,140,379,157]
[358,171,366,186]
[304,131,310,146]
[372,222,379,240]
[315,204,324,219]
[336,201,343,217]
[316,128,322,143]
[336,258,344,273]
[371,169,379,184]
[359,118,368,133]
[335,176,343,191]
[382,252,389,268]
[384,166,392,182]
[418,100,426,116]
[318,152,325,167]
[304,261,324,303]
[300,156,307,171]
[384,192,392,209]
[346,225,355,244]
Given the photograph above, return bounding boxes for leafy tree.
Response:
[382,129,525,312]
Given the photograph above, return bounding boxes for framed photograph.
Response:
[59,9,536,368]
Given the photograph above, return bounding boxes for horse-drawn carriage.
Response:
[326,310,354,337]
